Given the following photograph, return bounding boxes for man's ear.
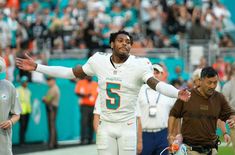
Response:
[110,42,113,49]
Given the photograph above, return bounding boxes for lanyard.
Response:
[145,88,161,105]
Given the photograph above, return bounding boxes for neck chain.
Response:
[110,56,126,69]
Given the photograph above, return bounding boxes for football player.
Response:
[16,30,190,155]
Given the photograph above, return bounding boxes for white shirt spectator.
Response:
[137,84,176,130]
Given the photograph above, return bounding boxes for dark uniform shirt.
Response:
[170,88,235,147]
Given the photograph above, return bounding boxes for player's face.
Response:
[201,76,218,96]
[111,34,132,58]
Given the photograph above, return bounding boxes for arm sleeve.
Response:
[11,87,21,115]
[36,64,76,79]
[169,99,184,118]
[155,81,179,98]
[82,53,97,76]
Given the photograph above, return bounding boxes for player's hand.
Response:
[223,133,231,145]
[0,120,12,129]
[16,53,37,71]
[178,89,191,102]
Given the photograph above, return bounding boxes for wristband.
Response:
[34,63,38,71]
[223,132,229,136]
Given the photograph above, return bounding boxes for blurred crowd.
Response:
[0,0,234,52]
[0,0,235,84]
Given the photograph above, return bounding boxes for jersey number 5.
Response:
[106,83,120,110]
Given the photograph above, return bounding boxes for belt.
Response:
[142,128,166,133]
[185,144,214,154]
[189,146,212,154]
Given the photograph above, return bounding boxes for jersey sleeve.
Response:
[82,53,99,76]
[93,94,101,115]
[11,87,22,115]
[140,58,154,83]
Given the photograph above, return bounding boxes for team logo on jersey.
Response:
[1,94,7,101]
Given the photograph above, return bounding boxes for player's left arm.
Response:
[146,77,190,101]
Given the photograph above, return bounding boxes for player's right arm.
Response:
[16,53,91,79]
[93,94,101,133]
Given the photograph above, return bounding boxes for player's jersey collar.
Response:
[110,55,131,69]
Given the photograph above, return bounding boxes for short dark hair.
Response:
[201,66,218,79]
[109,30,133,45]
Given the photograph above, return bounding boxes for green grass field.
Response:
[219,146,234,155]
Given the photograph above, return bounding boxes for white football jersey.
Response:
[83,52,153,122]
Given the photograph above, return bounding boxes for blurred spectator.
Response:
[171,79,183,89]
[0,0,233,58]
[222,62,235,155]
[29,15,47,53]
[188,8,210,40]
[17,76,31,145]
[219,34,235,47]
[42,77,60,149]
[75,76,98,145]
[83,19,101,57]
[2,46,15,82]
[6,10,19,48]
[0,10,10,49]
[170,65,189,84]
[177,5,191,34]
[197,56,207,69]
[212,55,228,81]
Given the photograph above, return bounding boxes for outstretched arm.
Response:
[146,77,190,102]
[16,53,87,79]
